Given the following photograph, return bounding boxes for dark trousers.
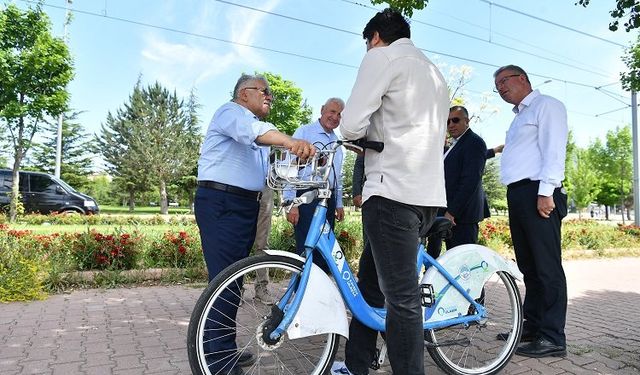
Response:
[345,196,437,375]
[194,187,260,372]
[507,180,568,347]
[426,220,479,258]
[294,190,336,272]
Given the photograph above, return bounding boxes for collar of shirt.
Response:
[513,89,540,114]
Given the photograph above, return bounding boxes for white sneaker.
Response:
[331,361,354,374]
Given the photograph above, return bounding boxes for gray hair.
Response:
[232,74,269,100]
[324,97,345,109]
[493,65,530,85]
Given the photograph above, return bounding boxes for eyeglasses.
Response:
[493,74,521,92]
[447,117,464,125]
[244,86,272,96]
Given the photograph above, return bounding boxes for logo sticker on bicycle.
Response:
[331,241,346,272]
[459,265,471,281]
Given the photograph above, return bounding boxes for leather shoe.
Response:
[237,351,256,367]
[496,327,537,342]
[515,337,566,358]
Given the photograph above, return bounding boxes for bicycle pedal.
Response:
[370,348,381,370]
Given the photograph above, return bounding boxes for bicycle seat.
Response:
[423,217,452,239]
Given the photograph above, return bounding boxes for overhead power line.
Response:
[479,0,627,48]
[339,0,614,77]
[23,0,629,110]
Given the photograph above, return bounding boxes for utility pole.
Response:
[55,0,72,178]
[632,91,639,226]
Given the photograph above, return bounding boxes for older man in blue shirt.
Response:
[284,97,345,271]
[195,73,314,375]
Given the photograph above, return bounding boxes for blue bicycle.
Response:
[187,141,523,375]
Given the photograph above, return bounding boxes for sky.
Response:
[12,0,639,162]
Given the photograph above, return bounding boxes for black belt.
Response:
[507,179,537,189]
[198,181,262,201]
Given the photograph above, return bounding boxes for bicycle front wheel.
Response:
[187,254,340,375]
[425,271,522,375]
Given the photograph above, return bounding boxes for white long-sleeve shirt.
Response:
[500,90,568,196]
[340,38,449,207]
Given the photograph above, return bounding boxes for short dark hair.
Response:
[449,105,469,118]
[493,65,531,85]
[362,8,410,45]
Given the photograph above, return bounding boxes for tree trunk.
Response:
[605,206,610,220]
[9,149,24,223]
[160,180,168,215]
[128,190,135,212]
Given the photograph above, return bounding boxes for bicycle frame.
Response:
[268,196,489,341]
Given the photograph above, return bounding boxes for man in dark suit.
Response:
[427,105,488,258]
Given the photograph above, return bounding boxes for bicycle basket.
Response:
[267,147,332,191]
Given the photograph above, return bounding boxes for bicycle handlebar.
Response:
[267,139,384,192]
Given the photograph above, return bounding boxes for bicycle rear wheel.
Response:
[425,271,522,375]
[187,254,339,375]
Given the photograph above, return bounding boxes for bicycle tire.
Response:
[425,271,522,375]
[187,254,340,375]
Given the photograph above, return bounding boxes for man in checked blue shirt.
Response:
[195,73,314,375]
[285,97,345,272]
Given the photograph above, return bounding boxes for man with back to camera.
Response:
[284,97,345,272]
[195,73,315,375]
[333,8,449,375]
[493,64,569,358]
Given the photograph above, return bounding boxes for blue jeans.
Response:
[345,196,437,375]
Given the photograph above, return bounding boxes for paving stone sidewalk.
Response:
[1,258,639,375]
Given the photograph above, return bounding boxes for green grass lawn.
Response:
[99,205,192,215]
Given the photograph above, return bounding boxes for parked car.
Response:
[0,169,99,215]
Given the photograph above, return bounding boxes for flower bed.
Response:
[2,215,640,302]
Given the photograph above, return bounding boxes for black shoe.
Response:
[496,327,537,342]
[237,351,256,367]
[515,337,566,358]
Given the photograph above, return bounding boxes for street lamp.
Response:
[55,0,72,178]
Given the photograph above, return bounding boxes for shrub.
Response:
[268,216,296,252]
[71,229,142,270]
[143,229,203,268]
[0,227,47,301]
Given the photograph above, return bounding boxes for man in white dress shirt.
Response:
[333,8,448,375]
[494,64,569,358]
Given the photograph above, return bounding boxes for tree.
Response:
[370,0,428,17]
[483,159,507,214]
[576,0,640,32]
[25,111,97,191]
[98,81,201,214]
[620,34,640,92]
[341,152,357,206]
[260,71,313,135]
[97,83,154,211]
[566,148,600,218]
[0,4,73,221]
[589,127,633,222]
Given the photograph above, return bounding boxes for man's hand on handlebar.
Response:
[284,138,316,159]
